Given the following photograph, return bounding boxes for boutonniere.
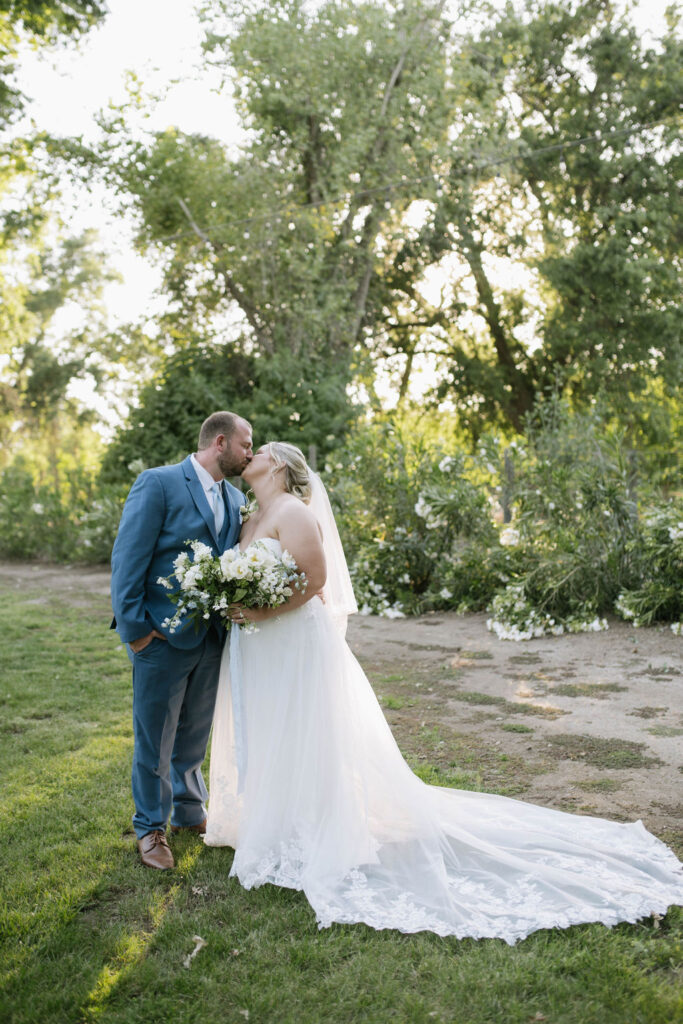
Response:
[239,490,258,523]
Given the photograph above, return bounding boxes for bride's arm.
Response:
[230,502,326,624]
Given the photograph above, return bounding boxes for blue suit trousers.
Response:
[129,629,223,838]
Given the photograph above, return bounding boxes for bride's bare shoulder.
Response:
[275,495,320,538]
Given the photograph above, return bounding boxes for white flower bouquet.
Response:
[158,539,307,633]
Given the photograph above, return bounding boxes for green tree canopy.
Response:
[0,0,111,467]
[422,0,683,435]
[99,0,454,447]
[99,341,354,484]
[97,0,681,445]
[0,228,121,463]
[0,0,105,37]
[1,0,107,128]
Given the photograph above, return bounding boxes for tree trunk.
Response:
[455,216,536,431]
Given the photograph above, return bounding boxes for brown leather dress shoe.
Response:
[169,818,207,835]
[137,830,174,870]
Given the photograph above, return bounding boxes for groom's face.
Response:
[217,420,253,477]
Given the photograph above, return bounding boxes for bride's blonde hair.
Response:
[268,442,312,503]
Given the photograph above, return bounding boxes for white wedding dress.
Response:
[205,538,683,943]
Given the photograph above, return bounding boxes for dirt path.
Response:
[2,560,681,848]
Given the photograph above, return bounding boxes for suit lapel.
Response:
[183,456,220,547]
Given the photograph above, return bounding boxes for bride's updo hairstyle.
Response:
[268,442,312,504]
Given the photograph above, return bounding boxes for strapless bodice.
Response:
[235,537,282,555]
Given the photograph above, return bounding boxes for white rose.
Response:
[281,550,297,570]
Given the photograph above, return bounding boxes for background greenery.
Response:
[0,0,681,638]
[3,398,680,637]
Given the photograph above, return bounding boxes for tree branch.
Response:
[452,214,535,430]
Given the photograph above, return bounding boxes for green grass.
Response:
[545,734,663,770]
[380,695,407,710]
[1,587,682,1024]
[577,779,624,794]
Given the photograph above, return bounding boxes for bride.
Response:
[204,441,683,943]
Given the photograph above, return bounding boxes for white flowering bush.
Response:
[73,491,127,562]
[4,402,680,644]
[487,583,608,641]
[325,405,682,639]
[480,403,647,638]
[324,419,511,617]
[615,501,683,628]
[0,466,69,559]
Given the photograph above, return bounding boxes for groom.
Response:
[111,411,252,869]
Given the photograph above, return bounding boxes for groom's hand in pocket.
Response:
[129,629,165,654]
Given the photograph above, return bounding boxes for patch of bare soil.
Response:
[0,560,113,602]
[2,560,681,852]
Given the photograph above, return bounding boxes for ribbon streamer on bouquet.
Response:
[229,621,248,793]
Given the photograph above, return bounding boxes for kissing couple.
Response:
[111,411,683,943]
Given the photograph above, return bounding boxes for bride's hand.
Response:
[228,603,269,625]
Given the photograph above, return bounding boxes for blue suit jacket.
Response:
[111,455,244,648]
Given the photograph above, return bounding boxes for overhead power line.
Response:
[160,116,677,245]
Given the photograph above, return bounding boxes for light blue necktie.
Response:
[209,482,224,535]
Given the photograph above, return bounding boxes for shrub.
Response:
[0,466,75,562]
[615,502,683,629]
[327,404,681,638]
[484,404,643,638]
[4,402,681,638]
[0,463,125,564]
[324,419,508,616]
